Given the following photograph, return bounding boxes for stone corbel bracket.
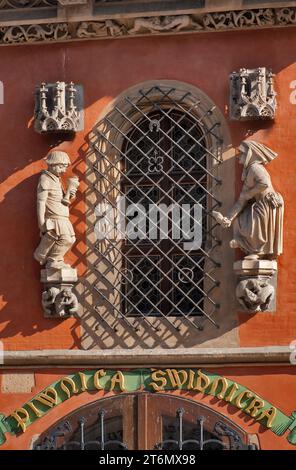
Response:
[41,267,79,319]
[233,260,277,313]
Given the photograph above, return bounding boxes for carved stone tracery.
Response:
[34,81,83,133]
[230,68,277,121]
[1,7,296,45]
[0,0,57,8]
[0,23,69,45]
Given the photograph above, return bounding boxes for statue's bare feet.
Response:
[230,239,239,249]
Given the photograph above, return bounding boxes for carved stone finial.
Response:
[34,82,84,133]
[230,67,277,120]
[34,150,80,318]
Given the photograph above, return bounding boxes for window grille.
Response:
[35,407,255,450]
[90,84,223,331]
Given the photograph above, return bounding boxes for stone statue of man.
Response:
[34,150,79,269]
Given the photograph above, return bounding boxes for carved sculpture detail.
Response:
[236,278,274,313]
[2,8,296,45]
[0,23,70,45]
[127,15,202,34]
[213,141,283,260]
[230,68,276,120]
[34,150,80,319]
[34,81,83,133]
[34,150,78,269]
[0,0,56,8]
[213,141,283,313]
[58,0,87,5]
[42,286,79,318]
[203,8,274,30]
[77,20,126,38]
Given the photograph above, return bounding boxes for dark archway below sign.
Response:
[34,393,259,450]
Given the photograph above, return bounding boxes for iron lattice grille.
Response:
[91,85,223,331]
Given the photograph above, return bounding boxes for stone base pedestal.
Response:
[41,267,79,319]
[233,259,277,313]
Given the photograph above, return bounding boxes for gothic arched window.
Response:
[90,82,227,332]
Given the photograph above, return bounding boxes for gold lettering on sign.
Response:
[60,377,78,399]
[209,377,229,399]
[78,372,88,392]
[235,390,254,409]
[10,408,29,433]
[27,402,42,418]
[187,369,195,390]
[224,383,239,402]
[149,370,167,391]
[166,369,188,388]
[244,397,265,418]
[94,370,106,390]
[194,369,210,392]
[34,387,58,408]
[110,371,126,392]
[257,406,277,428]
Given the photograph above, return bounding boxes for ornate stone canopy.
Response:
[0,1,296,45]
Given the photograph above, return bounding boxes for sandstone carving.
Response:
[128,15,202,34]
[77,21,106,38]
[213,141,283,260]
[1,8,296,46]
[0,0,56,7]
[77,20,125,38]
[34,81,83,133]
[42,286,79,318]
[203,9,274,30]
[236,278,274,313]
[230,68,276,120]
[42,287,60,315]
[34,150,79,269]
[213,141,283,313]
[34,150,80,319]
[0,23,70,45]
[58,0,87,5]
[276,7,296,25]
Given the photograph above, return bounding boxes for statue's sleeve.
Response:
[37,174,50,228]
[37,174,51,194]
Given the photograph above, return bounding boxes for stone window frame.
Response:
[81,80,237,349]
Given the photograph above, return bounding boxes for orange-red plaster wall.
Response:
[0,366,295,450]
[0,28,296,349]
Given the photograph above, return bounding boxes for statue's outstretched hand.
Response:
[212,211,232,228]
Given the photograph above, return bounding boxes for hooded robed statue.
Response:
[213,140,284,260]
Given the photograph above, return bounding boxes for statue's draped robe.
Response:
[232,162,283,256]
